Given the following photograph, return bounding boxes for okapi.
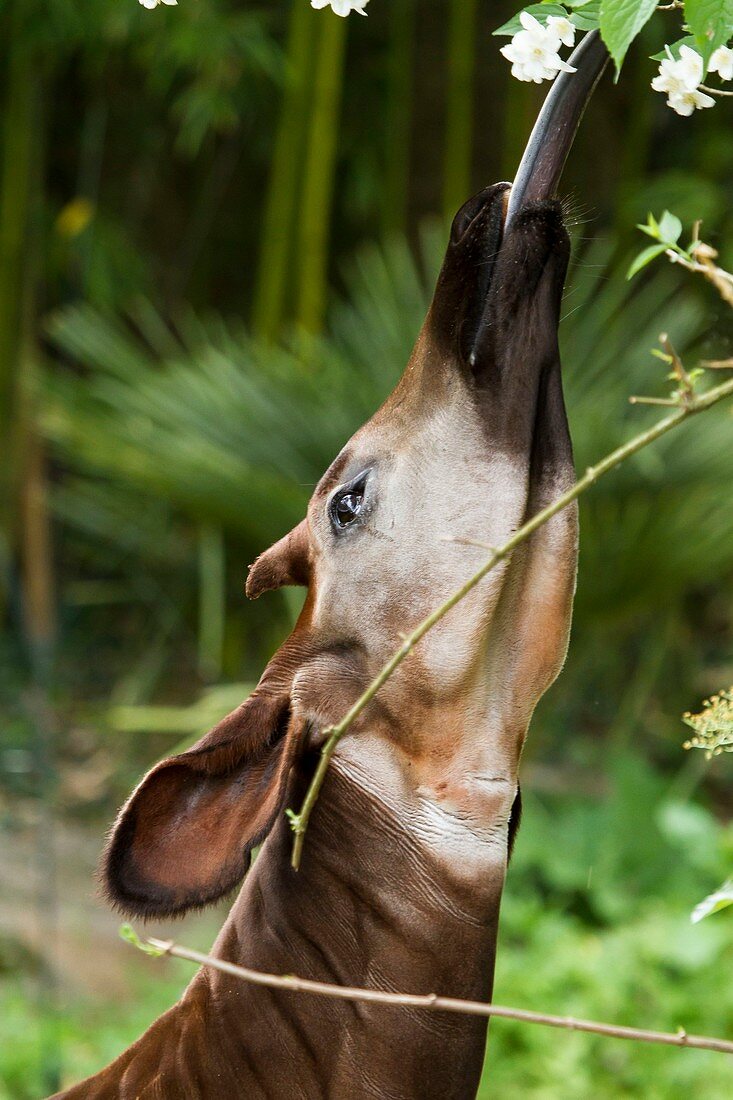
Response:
[54,33,608,1100]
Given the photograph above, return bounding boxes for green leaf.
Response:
[493,4,570,36]
[636,212,662,240]
[658,210,683,244]
[626,244,668,279]
[651,35,698,61]
[684,0,733,66]
[571,2,601,31]
[600,0,658,72]
[691,880,733,923]
[119,924,167,957]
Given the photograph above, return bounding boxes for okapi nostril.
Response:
[451,205,484,246]
[450,183,510,246]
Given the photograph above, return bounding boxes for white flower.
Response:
[677,43,706,87]
[138,0,177,8]
[311,0,369,16]
[500,11,577,85]
[709,44,733,82]
[652,45,703,97]
[667,87,716,116]
[546,15,576,49]
[652,45,715,114]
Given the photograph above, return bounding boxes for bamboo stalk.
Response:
[296,11,348,335]
[0,30,35,607]
[382,0,417,237]
[443,0,479,219]
[252,1,317,340]
[198,523,226,682]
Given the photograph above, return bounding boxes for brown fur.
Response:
[52,188,578,1100]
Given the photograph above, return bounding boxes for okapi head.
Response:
[103,36,607,921]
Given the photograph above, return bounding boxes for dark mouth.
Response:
[433,31,609,368]
[451,30,608,253]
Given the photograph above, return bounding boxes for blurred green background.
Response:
[1,1,733,1096]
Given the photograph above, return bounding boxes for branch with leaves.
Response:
[629,211,733,307]
[493,1,733,116]
[140,0,733,119]
[119,927,733,1055]
[627,212,733,926]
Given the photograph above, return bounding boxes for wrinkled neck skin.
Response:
[228,758,504,1097]
[62,734,513,1100]
[194,749,508,1100]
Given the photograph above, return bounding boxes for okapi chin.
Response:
[53,32,608,1100]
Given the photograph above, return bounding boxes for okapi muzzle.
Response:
[56,32,608,1100]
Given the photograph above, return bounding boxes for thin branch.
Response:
[145,938,733,1056]
[628,396,678,406]
[700,85,733,98]
[666,247,733,307]
[702,357,733,370]
[289,375,733,869]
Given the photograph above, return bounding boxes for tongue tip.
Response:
[505,31,610,230]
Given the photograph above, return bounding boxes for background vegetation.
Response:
[0,1,732,1096]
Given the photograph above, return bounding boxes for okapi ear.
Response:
[101,691,301,919]
[246,519,311,600]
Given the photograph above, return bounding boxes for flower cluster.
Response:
[138,0,176,8]
[683,688,733,758]
[310,0,370,16]
[651,43,733,116]
[500,12,576,84]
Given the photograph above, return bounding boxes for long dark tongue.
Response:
[505,29,609,229]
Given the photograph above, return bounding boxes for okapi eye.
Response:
[329,472,369,532]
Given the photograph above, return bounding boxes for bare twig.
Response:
[660,332,696,404]
[144,938,733,1056]
[628,396,678,406]
[666,245,733,307]
[289,375,733,868]
[700,85,733,98]
[702,357,733,370]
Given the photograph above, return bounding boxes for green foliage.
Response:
[692,879,733,921]
[495,0,733,74]
[43,228,440,557]
[137,3,282,156]
[494,1,600,37]
[568,1,602,33]
[480,760,733,1096]
[628,211,698,278]
[600,0,658,72]
[652,35,700,61]
[494,5,574,37]
[119,924,166,958]
[685,0,733,65]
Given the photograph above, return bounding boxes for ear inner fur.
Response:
[101,691,301,919]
